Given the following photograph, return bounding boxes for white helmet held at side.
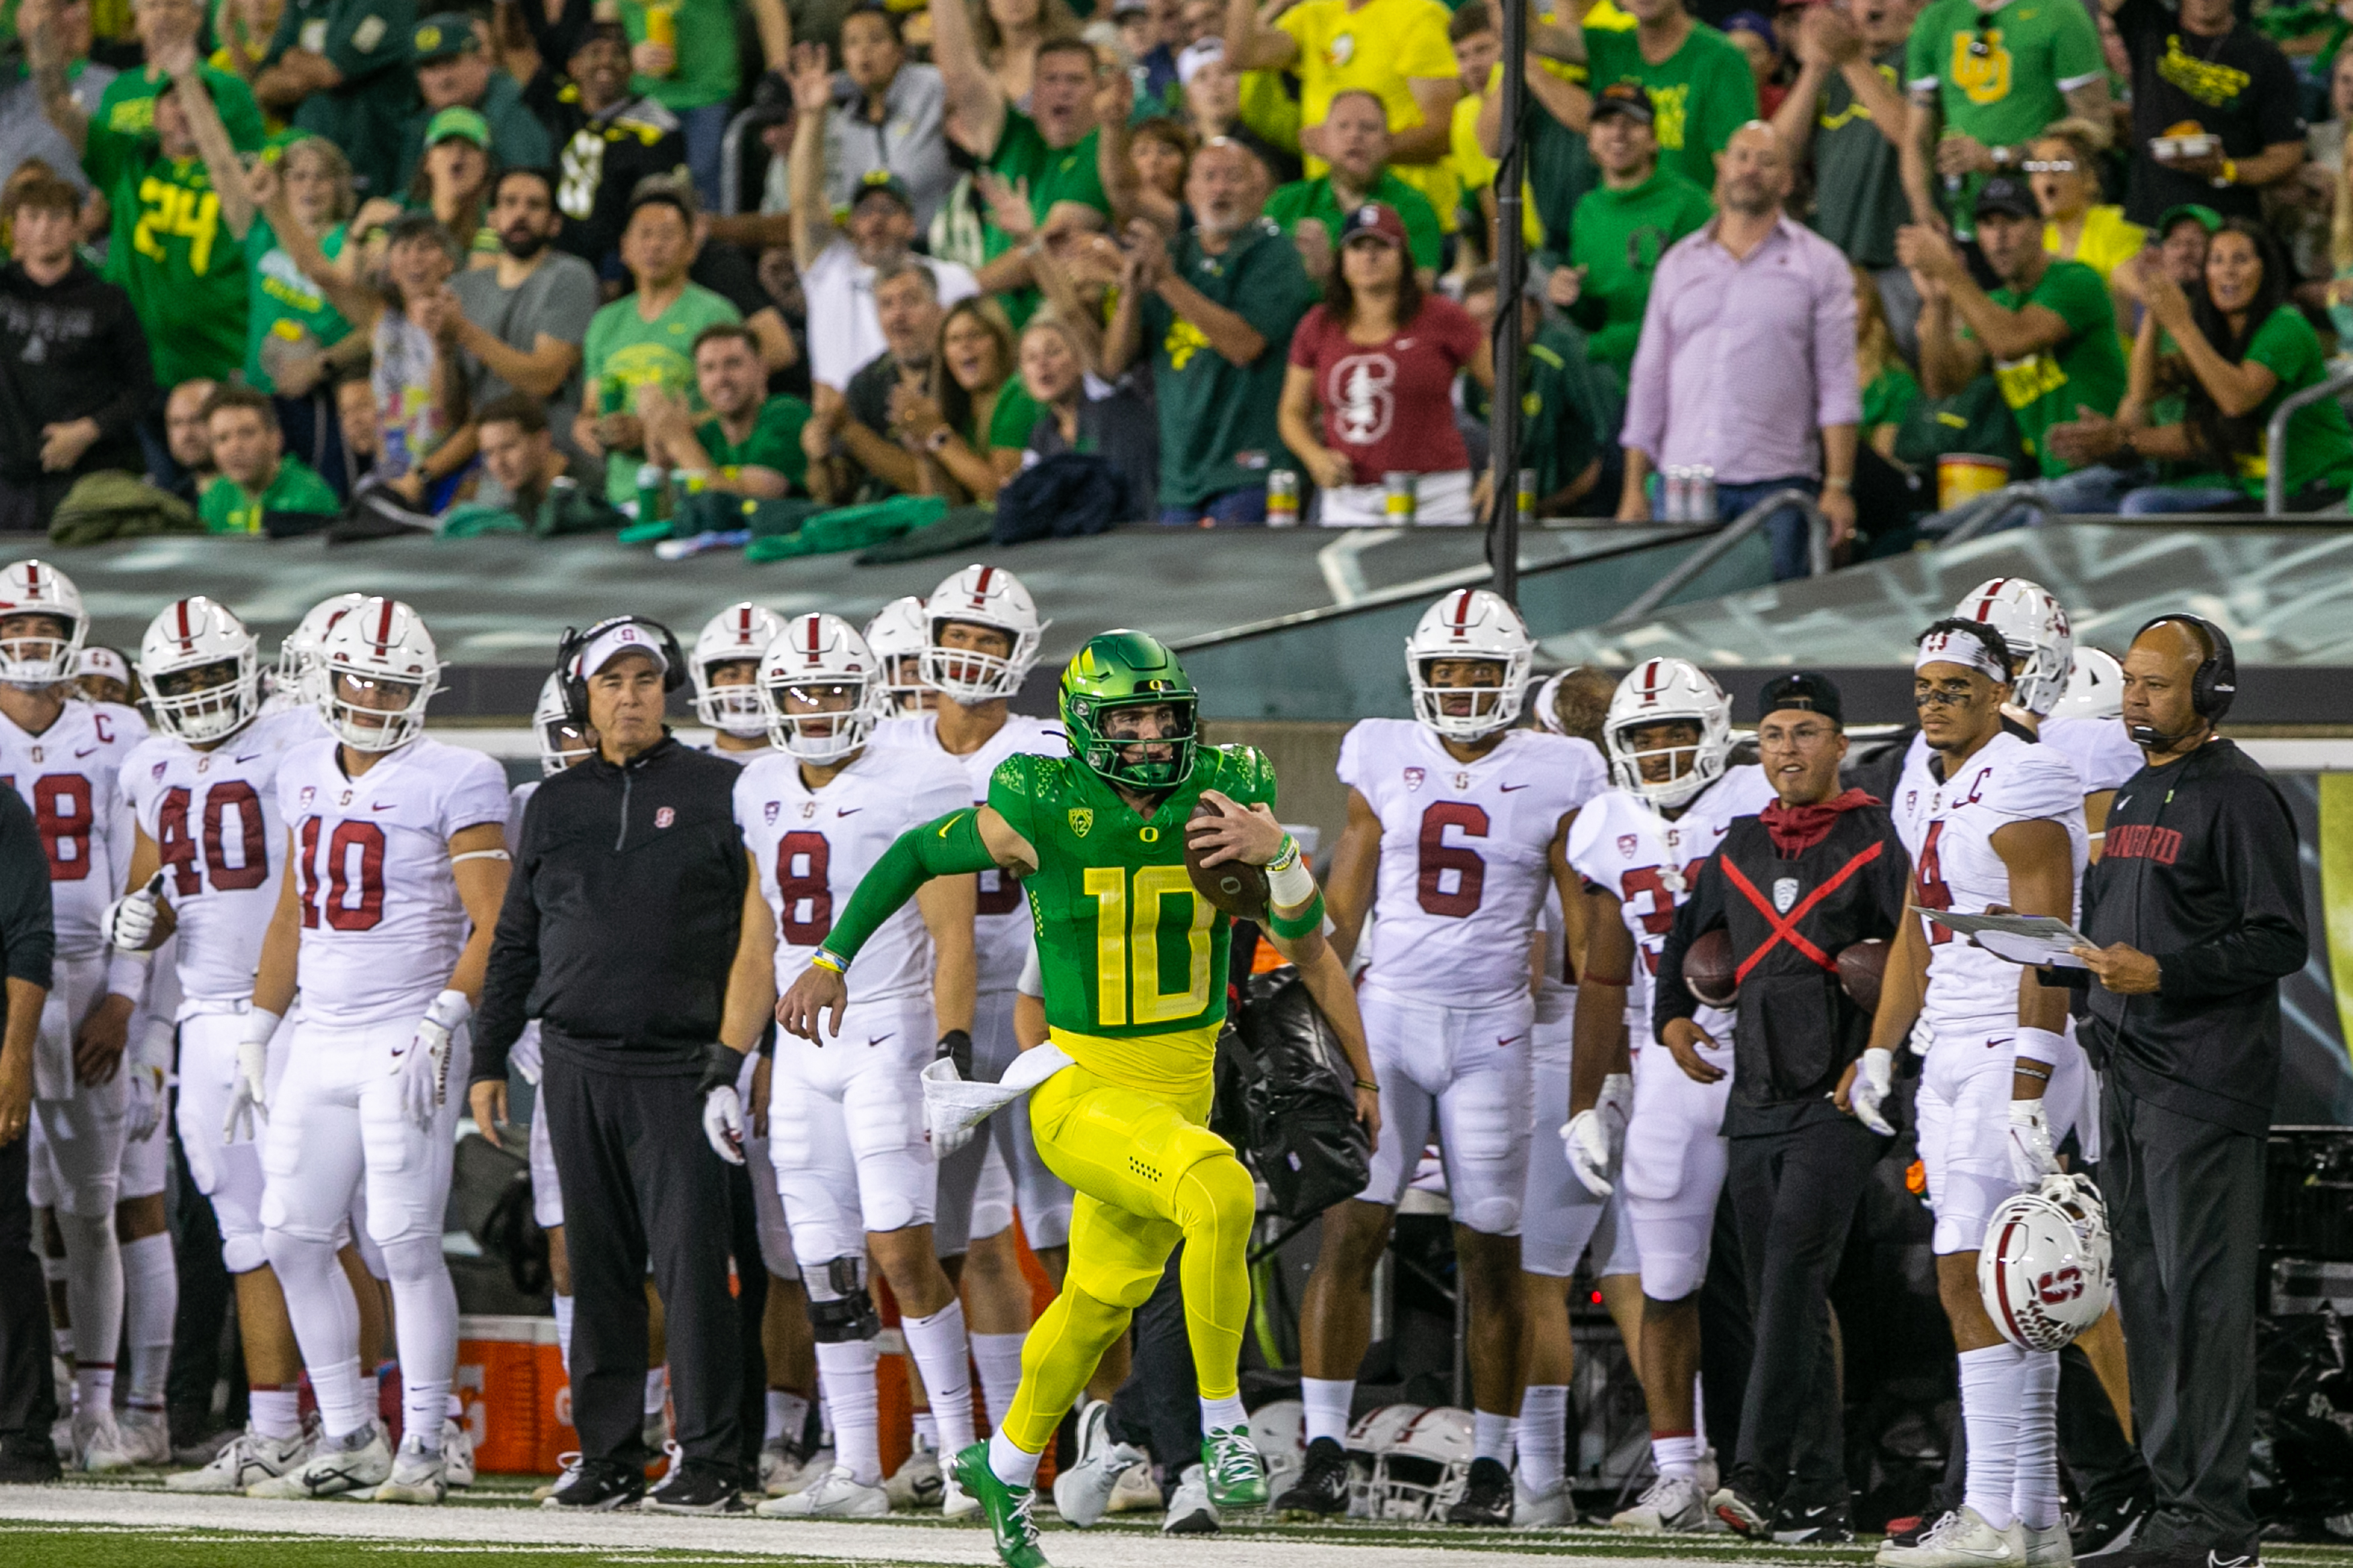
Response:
[1343,1403,1425,1518]
[1249,1399,1308,1502]
[2049,647,2124,723]
[760,612,881,762]
[138,596,262,743]
[1371,1406,1476,1521]
[922,564,1046,705]
[1979,1173,2114,1352]
[533,671,593,776]
[692,602,786,737]
[0,559,88,686]
[315,597,440,753]
[1405,588,1533,741]
[1605,657,1733,809]
[276,591,368,706]
[864,595,931,714]
[1952,577,2073,716]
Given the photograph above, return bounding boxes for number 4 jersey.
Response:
[122,707,321,1001]
[0,698,150,959]
[275,735,510,1028]
[1338,718,1604,1009]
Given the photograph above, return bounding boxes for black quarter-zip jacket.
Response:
[471,734,748,1080]
[2079,738,2307,1134]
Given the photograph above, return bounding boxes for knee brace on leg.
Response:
[807,1255,880,1344]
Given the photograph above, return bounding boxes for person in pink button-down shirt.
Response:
[1617,122,1861,579]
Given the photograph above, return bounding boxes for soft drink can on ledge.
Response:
[1267,469,1299,526]
[1384,470,1416,524]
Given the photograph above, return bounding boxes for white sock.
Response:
[1959,1342,2024,1530]
[56,1212,123,1388]
[1302,1376,1355,1448]
[644,1366,668,1418]
[1650,1432,1700,1481]
[902,1301,977,1454]
[73,1363,114,1417]
[120,1232,175,1410]
[362,1365,383,1423]
[1200,1391,1247,1434]
[262,1232,364,1434]
[1473,1409,1517,1467]
[446,1391,463,1421]
[380,1235,458,1455]
[552,1295,574,1374]
[769,1389,809,1445]
[311,1356,370,1441]
[912,1409,940,1448]
[251,1386,303,1442]
[971,1332,1026,1432]
[815,1369,834,1446]
[2011,1350,2061,1530]
[813,1338,881,1486]
[405,1378,449,1452]
[989,1426,1041,1488]
[1518,1385,1568,1491]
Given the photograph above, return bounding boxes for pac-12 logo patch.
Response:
[1402,767,1424,791]
[1068,808,1093,837]
[763,801,779,825]
[1618,833,1639,858]
[654,807,675,828]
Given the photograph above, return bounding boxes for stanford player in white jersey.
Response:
[1562,657,1775,1533]
[719,612,981,1520]
[1285,589,1597,1529]
[0,560,151,1474]
[242,598,511,1505]
[1847,620,2086,1568]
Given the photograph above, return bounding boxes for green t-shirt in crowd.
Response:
[91,63,266,155]
[1862,361,1922,431]
[2231,304,2353,500]
[695,394,813,493]
[987,378,1045,450]
[1581,21,1757,190]
[1905,0,2103,231]
[1519,321,1625,501]
[1567,165,1714,378]
[1810,46,1907,268]
[84,125,249,388]
[1972,257,2124,477]
[1263,170,1444,274]
[1142,218,1319,510]
[982,108,1112,327]
[264,0,418,198]
[198,454,341,534]
[619,0,739,110]
[243,216,351,395]
[581,280,742,503]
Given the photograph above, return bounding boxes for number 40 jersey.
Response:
[1339,718,1604,1009]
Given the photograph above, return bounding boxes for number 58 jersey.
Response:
[735,745,971,1005]
[275,736,511,1028]
[1339,719,1605,1009]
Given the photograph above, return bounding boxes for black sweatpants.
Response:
[1726,1116,1883,1503]
[2100,1075,2264,1553]
[1110,1243,1198,1491]
[543,1046,746,1474]
[0,1132,56,1442]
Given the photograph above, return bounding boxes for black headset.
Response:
[555,616,687,725]
[2133,613,2236,723]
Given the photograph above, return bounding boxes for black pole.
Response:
[1487,0,1529,608]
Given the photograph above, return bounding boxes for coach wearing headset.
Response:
[469,619,764,1514]
[2067,616,2306,1568]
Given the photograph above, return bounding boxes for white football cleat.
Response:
[885,1440,944,1509]
[1513,1473,1572,1527]
[1609,1473,1709,1532]
[440,1418,475,1489]
[756,1465,889,1517]
[168,1426,309,1493]
[118,1408,171,1466]
[2022,1520,2076,1568]
[372,1434,448,1505]
[75,1409,138,1474]
[1162,1462,1220,1535]
[1107,1460,1163,1514]
[758,1438,809,1496]
[1054,1397,1150,1528]
[249,1421,392,1498]
[1876,1507,2028,1567]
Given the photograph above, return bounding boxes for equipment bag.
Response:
[1228,964,1371,1221]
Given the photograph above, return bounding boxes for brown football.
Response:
[1685,928,1739,1007]
[1838,938,1890,1014]
[1186,797,1271,920]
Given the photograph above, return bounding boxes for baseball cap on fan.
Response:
[1338,201,1409,249]
[1757,670,1844,727]
[577,623,670,680]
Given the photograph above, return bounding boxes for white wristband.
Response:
[1266,836,1317,909]
[2013,1026,2065,1069]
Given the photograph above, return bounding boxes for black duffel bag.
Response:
[1224,964,1371,1221]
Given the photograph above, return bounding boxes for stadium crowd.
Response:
[4,0,2353,552]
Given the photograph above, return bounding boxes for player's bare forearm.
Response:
[1570,891,1634,1114]
[1276,922,1381,1145]
[1993,818,2076,1063]
[918,874,978,1036]
[1324,789,1382,963]
[722,865,779,1052]
[251,832,305,1016]
[446,824,512,1005]
[1866,877,1929,1055]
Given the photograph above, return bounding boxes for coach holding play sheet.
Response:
[2068,615,2307,1568]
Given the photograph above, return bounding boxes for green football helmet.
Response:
[1060,630,1199,790]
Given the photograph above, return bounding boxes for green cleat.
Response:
[1200,1426,1268,1509]
[951,1441,1050,1568]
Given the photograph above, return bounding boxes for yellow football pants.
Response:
[998,1062,1256,1454]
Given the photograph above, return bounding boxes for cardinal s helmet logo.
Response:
[2036,1266,2085,1305]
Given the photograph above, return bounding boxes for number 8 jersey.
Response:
[275,735,510,1028]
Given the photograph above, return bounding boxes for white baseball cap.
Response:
[577,622,670,681]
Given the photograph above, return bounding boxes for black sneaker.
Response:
[1886,1514,1931,1549]
[1710,1483,1772,1538]
[1273,1436,1350,1520]
[1445,1457,1513,1526]
[0,1432,61,1485]
[2074,1495,2154,1559]
[644,1460,749,1515]
[1769,1493,1853,1544]
[543,1458,645,1512]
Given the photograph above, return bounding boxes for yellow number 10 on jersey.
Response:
[1084,864,1214,1028]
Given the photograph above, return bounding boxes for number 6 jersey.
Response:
[275,735,510,1028]
[1338,718,1603,1009]
[0,697,149,959]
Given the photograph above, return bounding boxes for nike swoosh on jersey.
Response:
[372,802,396,811]
[1497,1035,1523,1047]
[73,746,96,758]
[837,807,862,816]
[865,1034,893,1046]
[234,753,262,764]
[1499,782,1529,792]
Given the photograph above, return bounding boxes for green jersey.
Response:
[1566,166,1714,378]
[982,110,1111,326]
[83,124,249,387]
[1809,47,1907,267]
[1520,323,1625,499]
[619,0,740,110]
[2232,304,2353,499]
[581,282,742,503]
[988,743,1278,1095]
[695,394,812,492]
[1263,170,1445,274]
[243,216,351,394]
[198,455,341,534]
[1581,22,1757,190]
[91,63,266,155]
[264,0,417,199]
[986,379,1044,450]
[1905,0,2103,228]
[1974,258,2124,477]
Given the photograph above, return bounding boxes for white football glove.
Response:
[703,1083,746,1164]
[102,874,165,952]
[2007,1097,2059,1186]
[224,1006,279,1144]
[395,989,470,1131]
[1561,1073,1630,1198]
[125,1063,166,1142]
[1849,1046,1895,1136]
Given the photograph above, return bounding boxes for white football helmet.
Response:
[0,559,87,686]
[864,595,931,714]
[760,612,881,762]
[533,671,594,776]
[1979,1172,2114,1352]
[921,564,1047,705]
[1372,1406,1475,1521]
[315,597,440,753]
[691,602,786,737]
[1249,1399,1308,1502]
[1952,577,2073,716]
[1343,1403,1425,1518]
[2050,647,2124,723]
[1604,657,1733,809]
[276,591,368,706]
[1406,589,1533,741]
[138,596,262,743]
